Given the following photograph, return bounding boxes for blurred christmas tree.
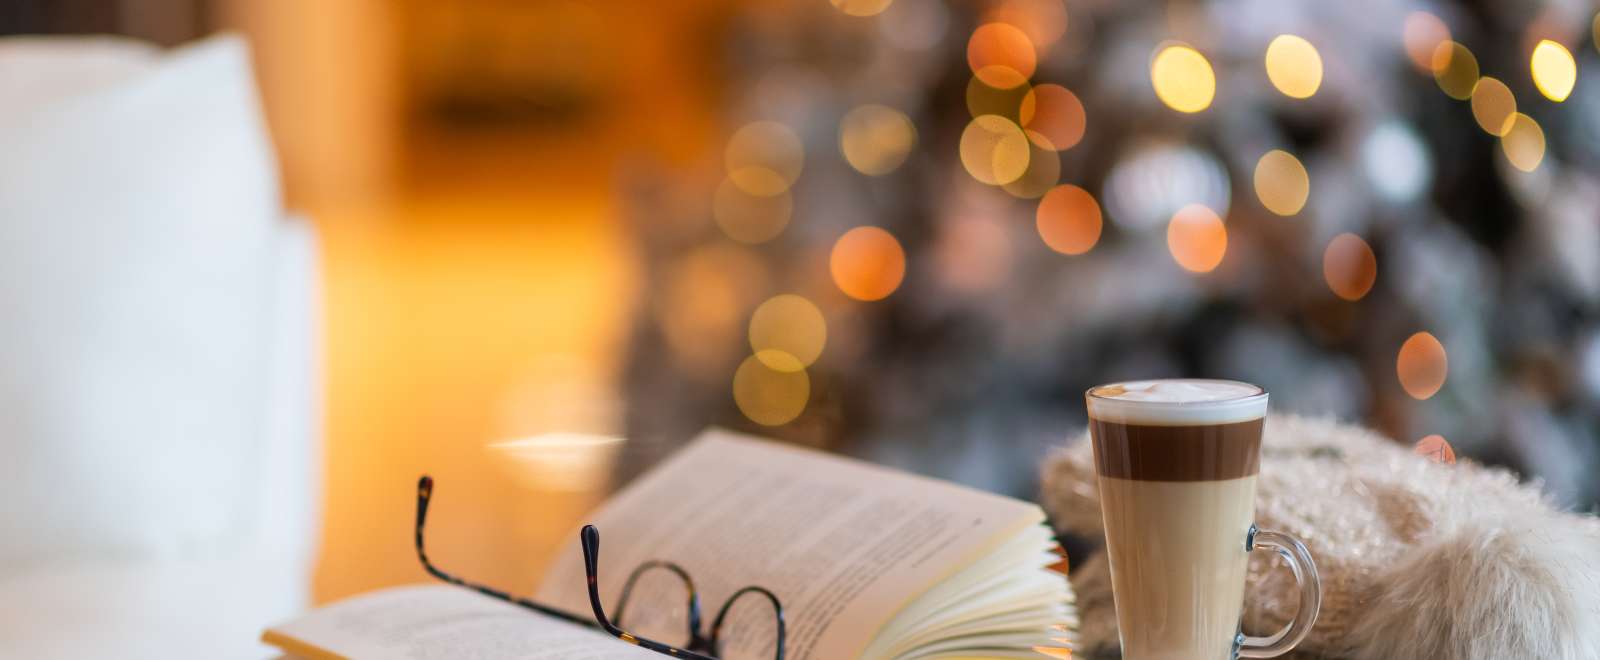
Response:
[616,0,1600,510]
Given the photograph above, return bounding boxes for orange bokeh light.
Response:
[1166,204,1227,273]
[830,226,907,301]
[1397,331,1448,399]
[1415,434,1456,464]
[1020,84,1086,151]
[985,0,1068,54]
[1035,184,1102,255]
[1402,12,1451,73]
[968,23,1037,88]
[1322,233,1377,301]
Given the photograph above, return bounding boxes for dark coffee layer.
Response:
[1090,418,1263,481]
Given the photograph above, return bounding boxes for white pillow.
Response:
[0,34,282,568]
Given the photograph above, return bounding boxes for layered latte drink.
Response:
[1086,380,1316,660]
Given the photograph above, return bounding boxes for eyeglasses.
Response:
[415,475,787,660]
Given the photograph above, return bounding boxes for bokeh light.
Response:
[1431,41,1479,100]
[830,226,907,301]
[732,353,809,426]
[748,294,827,371]
[1253,149,1310,216]
[1001,132,1061,198]
[1362,121,1433,203]
[1500,112,1546,172]
[1415,434,1457,464]
[1035,184,1102,255]
[840,104,917,176]
[960,114,1032,185]
[968,23,1037,89]
[1264,34,1323,99]
[659,245,769,372]
[967,75,1032,122]
[1397,331,1449,399]
[1151,44,1216,113]
[1104,144,1232,231]
[726,121,805,196]
[1403,12,1451,73]
[1166,204,1227,273]
[1322,233,1377,301]
[985,0,1068,54]
[1530,39,1577,102]
[1468,77,1517,136]
[713,177,791,244]
[830,0,892,17]
[1019,84,1086,151]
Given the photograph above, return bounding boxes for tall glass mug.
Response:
[1085,379,1321,659]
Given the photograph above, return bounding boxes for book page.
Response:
[534,429,1044,660]
[262,584,658,660]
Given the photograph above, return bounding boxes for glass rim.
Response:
[1084,378,1267,406]
[1085,379,1269,425]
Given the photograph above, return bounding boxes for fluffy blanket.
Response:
[1040,414,1600,659]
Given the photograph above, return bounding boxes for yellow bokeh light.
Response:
[1500,112,1546,172]
[712,177,791,244]
[1019,84,1086,151]
[840,104,917,176]
[1431,41,1479,100]
[986,0,1069,54]
[1264,34,1323,99]
[1166,204,1227,273]
[732,353,809,426]
[830,0,893,17]
[960,114,1032,185]
[830,226,907,301]
[1415,434,1457,464]
[1322,233,1377,301]
[968,23,1037,89]
[1253,149,1310,216]
[1403,12,1451,73]
[1035,184,1102,255]
[1151,45,1216,113]
[726,121,804,196]
[1397,331,1448,399]
[748,294,827,372]
[967,75,1033,121]
[1468,77,1517,136]
[1530,40,1577,102]
[1001,132,1061,198]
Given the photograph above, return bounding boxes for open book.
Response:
[264,429,1076,659]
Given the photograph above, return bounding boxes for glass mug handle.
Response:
[1235,524,1322,658]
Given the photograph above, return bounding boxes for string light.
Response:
[1403,12,1451,74]
[1323,233,1377,301]
[732,353,809,426]
[726,121,804,196]
[1166,204,1227,273]
[1253,150,1310,216]
[968,23,1037,88]
[1468,77,1517,136]
[1415,434,1456,464]
[1397,331,1448,399]
[1264,35,1323,99]
[1529,39,1576,102]
[967,75,1033,122]
[1036,184,1102,255]
[1019,84,1086,151]
[1500,112,1546,172]
[713,178,791,244]
[1001,133,1061,198]
[840,104,917,176]
[830,226,907,301]
[960,114,1032,185]
[985,0,1068,54]
[1431,41,1479,100]
[749,295,827,371]
[1151,44,1216,113]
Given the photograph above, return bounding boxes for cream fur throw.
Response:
[1040,414,1600,659]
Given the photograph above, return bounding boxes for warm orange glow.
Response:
[732,353,809,426]
[1019,84,1086,151]
[1431,41,1479,100]
[1151,45,1216,113]
[1469,77,1517,136]
[840,104,917,176]
[1402,12,1451,73]
[1397,332,1448,399]
[830,226,907,301]
[1322,233,1377,301]
[968,23,1037,88]
[1264,34,1323,99]
[748,294,827,371]
[1501,112,1546,172]
[960,114,1032,185]
[1415,434,1456,464]
[830,0,893,17]
[985,0,1069,54]
[712,178,791,244]
[1035,184,1102,255]
[1166,204,1227,273]
[1253,150,1310,216]
[1530,39,1577,102]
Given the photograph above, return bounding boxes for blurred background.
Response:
[6,0,1598,613]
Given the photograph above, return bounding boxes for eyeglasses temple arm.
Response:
[581,526,721,660]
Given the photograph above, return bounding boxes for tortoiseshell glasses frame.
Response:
[414,475,787,660]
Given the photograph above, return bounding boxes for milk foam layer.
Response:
[1087,379,1267,425]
